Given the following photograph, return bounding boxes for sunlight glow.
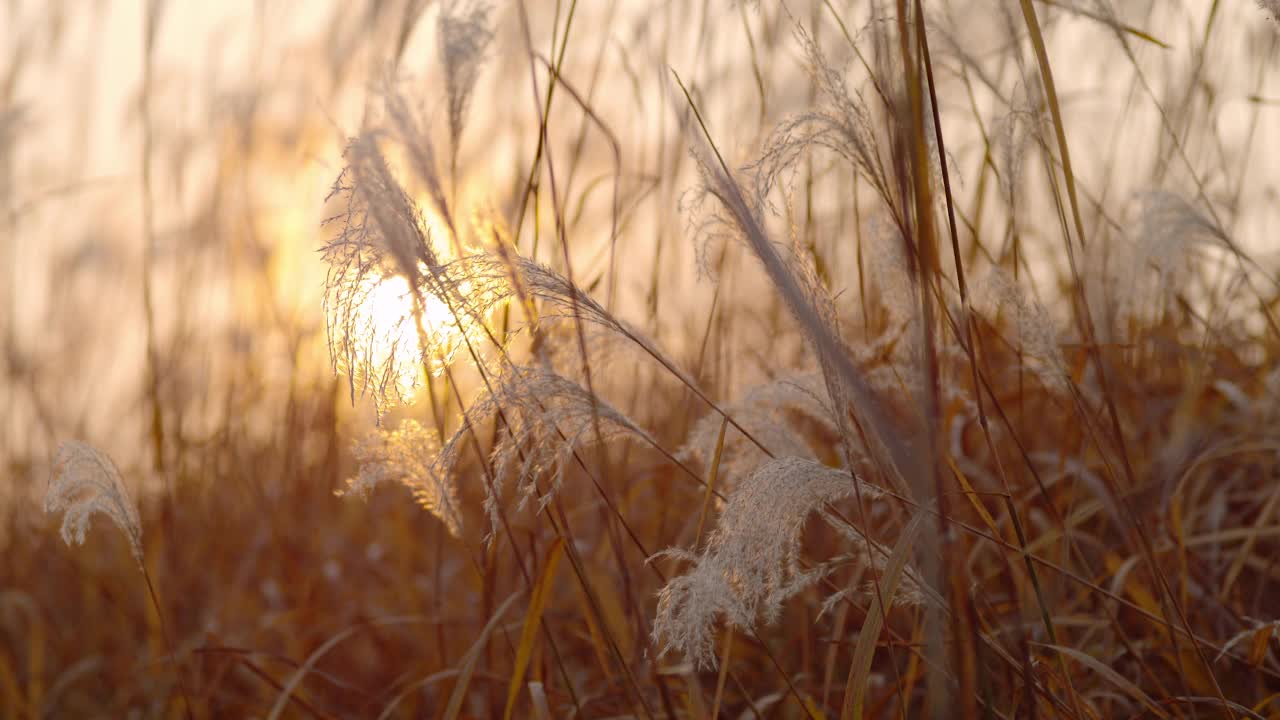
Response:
[325,187,508,410]
[346,268,463,403]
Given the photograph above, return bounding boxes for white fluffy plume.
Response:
[44,441,144,567]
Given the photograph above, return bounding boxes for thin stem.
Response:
[142,567,194,720]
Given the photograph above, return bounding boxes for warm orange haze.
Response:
[5,0,1280,717]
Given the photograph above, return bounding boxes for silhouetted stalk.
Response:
[141,0,167,478]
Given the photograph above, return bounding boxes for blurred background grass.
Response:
[3,1,1280,717]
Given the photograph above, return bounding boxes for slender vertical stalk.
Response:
[893,1,953,715]
[0,51,16,470]
[141,0,167,476]
[142,567,193,720]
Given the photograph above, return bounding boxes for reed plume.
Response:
[44,441,144,567]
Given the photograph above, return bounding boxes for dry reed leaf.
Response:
[268,615,427,720]
[946,454,1000,537]
[527,681,552,720]
[503,539,565,720]
[1044,644,1171,719]
[443,592,520,720]
[840,513,923,720]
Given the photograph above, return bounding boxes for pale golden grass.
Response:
[6,1,1280,718]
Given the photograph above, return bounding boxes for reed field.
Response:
[5,0,1280,717]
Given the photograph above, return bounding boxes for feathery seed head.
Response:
[347,419,463,537]
[434,363,654,537]
[682,373,841,489]
[439,1,495,150]
[44,441,144,568]
[322,140,505,412]
[653,456,876,667]
[976,269,1069,393]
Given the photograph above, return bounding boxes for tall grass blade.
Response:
[503,540,565,720]
[443,593,520,720]
[840,513,924,720]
